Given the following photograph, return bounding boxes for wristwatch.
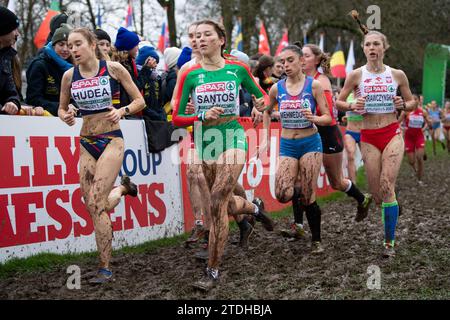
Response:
[124,106,131,116]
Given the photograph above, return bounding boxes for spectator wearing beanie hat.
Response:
[115,27,142,115]
[94,29,112,58]
[0,7,21,115]
[136,46,159,69]
[115,27,140,57]
[163,47,182,70]
[26,23,74,116]
[45,13,69,45]
[135,45,165,120]
[177,47,192,69]
[161,47,182,112]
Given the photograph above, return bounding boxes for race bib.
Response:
[280,98,312,129]
[194,81,239,116]
[408,115,424,128]
[363,85,396,114]
[72,76,113,111]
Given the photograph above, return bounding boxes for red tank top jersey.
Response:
[405,108,425,133]
[314,72,337,126]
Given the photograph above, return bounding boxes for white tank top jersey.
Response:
[355,65,398,114]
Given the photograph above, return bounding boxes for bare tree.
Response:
[157,0,177,47]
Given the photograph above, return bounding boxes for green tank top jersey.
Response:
[346,92,363,122]
[173,60,267,160]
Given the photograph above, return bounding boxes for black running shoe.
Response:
[252,198,275,231]
[355,194,372,222]
[121,175,138,197]
[238,220,254,248]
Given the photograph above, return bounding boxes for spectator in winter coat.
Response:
[161,47,181,114]
[136,45,166,121]
[115,27,141,116]
[0,7,21,115]
[26,24,73,116]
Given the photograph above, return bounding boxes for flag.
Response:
[96,3,102,28]
[125,0,133,29]
[7,0,15,13]
[346,39,355,76]
[319,33,325,52]
[275,29,288,56]
[233,19,243,51]
[157,21,169,53]
[330,37,346,78]
[33,0,60,49]
[258,21,270,55]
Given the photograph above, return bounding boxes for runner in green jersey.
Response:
[173,20,275,291]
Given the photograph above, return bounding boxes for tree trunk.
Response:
[157,0,177,47]
[84,0,96,29]
[140,0,144,36]
[219,0,235,52]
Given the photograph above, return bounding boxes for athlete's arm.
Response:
[308,80,331,125]
[108,61,145,117]
[393,69,415,112]
[58,68,76,126]
[423,109,433,128]
[171,62,193,108]
[172,69,199,127]
[398,111,406,124]
[238,63,270,110]
[317,74,334,115]
[337,69,363,112]
[258,84,278,158]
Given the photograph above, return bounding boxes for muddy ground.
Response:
[1,154,449,300]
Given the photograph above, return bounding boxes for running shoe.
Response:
[193,248,209,261]
[88,268,113,284]
[238,219,254,248]
[120,175,138,197]
[185,224,208,246]
[280,222,305,239]
[355,193,372,222]
[192,267,219,291]
[382,245,396,258]
[252,198,275,231]
[423,153,427,161]
[311,241,324,254]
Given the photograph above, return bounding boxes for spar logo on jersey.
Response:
[302,98,311,109]
[99,77,109,86]
[196,81,235,94]
[72,77,101,89]
[364,85,388,93]
[280,100,302,110]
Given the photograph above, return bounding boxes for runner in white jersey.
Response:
[336,11,416,258]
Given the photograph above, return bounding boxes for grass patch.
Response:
[0,168,368,278]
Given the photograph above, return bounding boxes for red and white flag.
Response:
[258,21,271,56]
[275,29,288,56]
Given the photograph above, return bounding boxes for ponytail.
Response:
[350,9,390,50]
[350,10,369,35]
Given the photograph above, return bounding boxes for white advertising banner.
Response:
[0,116,184,263]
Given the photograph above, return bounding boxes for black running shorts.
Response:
[317,125,344,154]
